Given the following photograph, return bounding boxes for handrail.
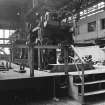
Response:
[70,45,85,103]
[69,56,82,79]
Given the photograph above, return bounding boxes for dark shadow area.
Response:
[85,93,105,105]
[0,75,69,105]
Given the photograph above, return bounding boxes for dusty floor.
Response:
[8,97,81,105]
[15,94,105,105]
[26,98,81,105]
[1,61,105,105]
[1,95,105,105]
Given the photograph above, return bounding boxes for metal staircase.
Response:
[69,70,105,103]
[0,63,7,71]
[69,45,105,104]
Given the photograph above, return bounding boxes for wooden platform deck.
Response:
[0,61,105,80]
[0,61,64,80]
[0,61,105,104]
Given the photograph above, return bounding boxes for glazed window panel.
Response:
[101,18,105,29]
[88,21,96,32]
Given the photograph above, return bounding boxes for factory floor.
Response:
[1,61,105,105]
[14,97,105,105]
[15,94,105,105]
[27,98,81,105]
[0,97,81,105]
[1,95,105,105]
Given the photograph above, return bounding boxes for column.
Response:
[28,46,34,77]
[9,48,12,68]
[64,46,69,75]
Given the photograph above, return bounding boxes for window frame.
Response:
[88,21,96,32]
[100,18,105,30]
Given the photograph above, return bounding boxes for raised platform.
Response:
[1,60,105,104]
[48,63,95,72]
[0,61,69,99]
[0,61,105,82]
[0,61,105,80]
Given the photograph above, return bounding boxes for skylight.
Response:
[80,2,105,17]
[0,29,15,54]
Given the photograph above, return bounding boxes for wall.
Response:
[76,46,105,62]
[74,10,105,42]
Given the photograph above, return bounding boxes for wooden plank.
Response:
[75,80,105,85]
[35,45,58,49]
[68,69,105,76]
[16,44,27,48]
[80,89,105,96]
[0,44,12,47]
[16,45,58,49]
[0,38,13,40]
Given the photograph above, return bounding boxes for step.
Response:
[0,69,7,71]
[69,69,105,76]
[0,66,5,68]
[74,80,105,85]
[79,89,105,96]
[0,67,7,71]
[0,68,6,69]
[0,67,5,69]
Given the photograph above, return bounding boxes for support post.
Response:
[32,0,35,8]
[81,66,85,105]
[71,45,85,104]
[9,48,12,68]
[28,46,34,77]
[37,23,43,70]
[64,46,69,75]
[52,77,59,101]
[9,29,12,68]
[38,44,41,70]
[37,28,41,71]
[3,29,5,44]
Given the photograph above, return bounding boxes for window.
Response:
[77,25,80,35]
[88,21,96,32]
[0,29,15,54]
[80,2,105,18]
[101,18,105,29]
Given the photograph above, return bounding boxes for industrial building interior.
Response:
[1,0,105,105]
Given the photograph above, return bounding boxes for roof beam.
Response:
[0,44,12,48]
[16,45,58,49]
